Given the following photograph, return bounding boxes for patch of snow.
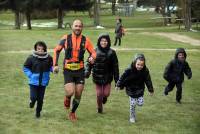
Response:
[23,22,57,27]
[96,25,105,29]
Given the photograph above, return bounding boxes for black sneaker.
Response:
[29,100,35,108]
[176,100,181,104]
[163,91,168,96]
[97,108,103,114]
[102,97,107,104]
[36,112,40,118]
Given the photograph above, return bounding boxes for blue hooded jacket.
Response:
[23,51,53,86]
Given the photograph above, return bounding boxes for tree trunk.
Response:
[160,5,167,26]
[26,11,32,30]
[166,5,172,23]
[88,7,93,18]
[185,0,192,31]
[94,0,100,26]
[164,0,168,25]
[57,7,63,29]
[14,10,20,29]
[112,0,116,15]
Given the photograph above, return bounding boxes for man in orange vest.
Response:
[53,19,96,121]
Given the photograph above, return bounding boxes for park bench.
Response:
[151,17,199,29]
[151,16,173,26]
[176,18,199,29]
[64,22,71,29]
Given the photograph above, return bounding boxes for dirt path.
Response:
[0,48,199,54]
[141,32,200,46]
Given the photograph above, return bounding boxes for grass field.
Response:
[0,11,200,134]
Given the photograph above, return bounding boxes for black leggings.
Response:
[164,82,182,101]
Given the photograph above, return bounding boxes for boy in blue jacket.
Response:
[23,41,53,118]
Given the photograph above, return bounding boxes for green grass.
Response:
[0,11,200,134]
[0,48,200,134]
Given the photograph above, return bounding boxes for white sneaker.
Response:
[130,118,135,123]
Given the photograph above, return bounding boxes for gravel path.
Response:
[141,32,200,46]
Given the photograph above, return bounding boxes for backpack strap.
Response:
[65,34,72,59]
[78,35,86,61]
[65,34,86,62]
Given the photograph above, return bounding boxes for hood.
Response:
[175,48,187,59]
[97,33,111,52]
[133,53,146,63]
[131,53,146,70]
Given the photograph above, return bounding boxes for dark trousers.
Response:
[164,82,182,101]
[29,84,46,113]
[114,37,121,46]
[96,84,111,109]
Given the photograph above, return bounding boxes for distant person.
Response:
[113,18,125,46]
[163,48,192,104]
[23,41,53,118]
[116,54,154,123]
[85,33,119,113]
[53,19,96,122]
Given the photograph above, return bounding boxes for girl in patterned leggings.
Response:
[116,54,154,123]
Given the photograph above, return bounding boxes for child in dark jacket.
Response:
[163,48,192,104]
[23,41,53,118]
[116,54,154,123]
[85,33,119,114]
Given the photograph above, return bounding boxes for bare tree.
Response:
[57,7,63,29]
[14,10,20,29]
[184,0,192,31]
[88,7,93,18]
[94,0,100,26]
[111,0,116,15]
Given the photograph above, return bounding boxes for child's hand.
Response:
[115,86,120,91]
[53,66,59,74]
[88,57,95,64]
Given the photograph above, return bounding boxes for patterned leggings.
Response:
[129,96,144,119]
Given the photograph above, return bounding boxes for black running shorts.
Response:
[63,69,85,85]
